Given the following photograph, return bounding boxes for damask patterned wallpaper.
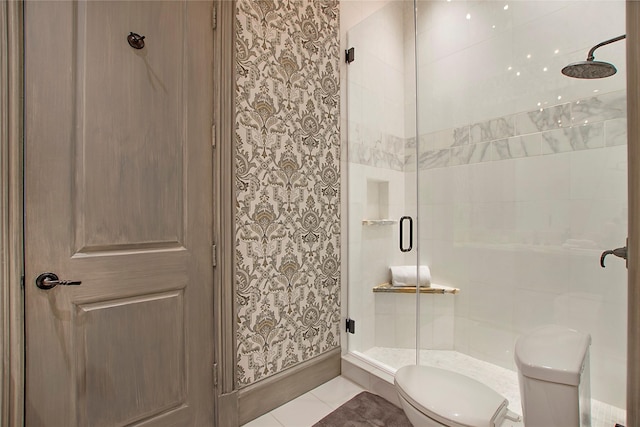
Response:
[235,0,341,387]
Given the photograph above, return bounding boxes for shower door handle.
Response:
[400,216,413,253]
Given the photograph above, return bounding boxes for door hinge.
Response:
[211,124,216,148]
[212,4,217,30]
[345,47,355,64]
[213,362,218,388]
[346,318,356,334]
[212,244,217,267]
[20,275,25,290]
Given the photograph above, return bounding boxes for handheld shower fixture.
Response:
[561,34,626,79]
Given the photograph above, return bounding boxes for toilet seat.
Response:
[395,365,509,427]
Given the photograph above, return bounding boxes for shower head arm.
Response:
[586,34,626,61]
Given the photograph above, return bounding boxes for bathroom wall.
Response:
[411,0,628,408]
[235,0,341,388]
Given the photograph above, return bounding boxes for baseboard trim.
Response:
[216,390,239,426]
[238,348,341,425]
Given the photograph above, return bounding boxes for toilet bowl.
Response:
[394,365,512,427]
[515,325,591,427]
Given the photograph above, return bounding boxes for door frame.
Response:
[626,2,640,424]
[1,1,24,426]
[212,0,239,425]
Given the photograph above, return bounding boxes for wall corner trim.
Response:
[238,347,341,425]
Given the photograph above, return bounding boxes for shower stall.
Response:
[345,1,628,425]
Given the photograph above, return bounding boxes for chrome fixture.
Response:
[399,216,413,253]
[562,35,625,79]
[127,32,146,50]
[600,239,628,268]
[35,272,82,290]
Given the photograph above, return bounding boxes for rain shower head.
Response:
[561,60,618,79]
[561,34,626,79]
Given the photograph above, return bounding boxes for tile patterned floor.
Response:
[241,376,366,427]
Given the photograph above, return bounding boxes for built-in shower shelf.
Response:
[362,219,397,226]
[373,283,459,294]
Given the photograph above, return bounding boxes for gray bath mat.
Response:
[313,391,413,427]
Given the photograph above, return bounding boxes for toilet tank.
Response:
[514,325,591,427]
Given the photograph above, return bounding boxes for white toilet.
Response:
[394,325,591,427]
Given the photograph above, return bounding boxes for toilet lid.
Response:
[395,365,509,427]
[514,325,591,386]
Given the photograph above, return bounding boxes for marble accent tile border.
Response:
[407,90,627,170]
[492,134,542,160]
[348,125,406,171]
[515,103,571,136]
[349,91,626,170]
[541,122,605,154]
[605,118,628,147]
[470,117,515,144]
[571,91,627,125]
[349,143,404,171]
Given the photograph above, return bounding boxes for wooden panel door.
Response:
[24,1,215,426]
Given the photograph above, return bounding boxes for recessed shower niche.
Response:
[363,179,395,226]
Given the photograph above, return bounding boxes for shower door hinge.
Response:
[213,362,218,388]
[345,47,355,64]
[346,318,356,334]
[212,244,217,267]
[212,4,217,30]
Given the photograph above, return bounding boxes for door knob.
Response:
[35,272,82,290]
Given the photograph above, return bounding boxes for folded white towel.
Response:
[389,265,431,287]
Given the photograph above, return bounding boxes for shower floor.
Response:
[362,347,626,427]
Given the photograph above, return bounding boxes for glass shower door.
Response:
[346,1,420,368]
